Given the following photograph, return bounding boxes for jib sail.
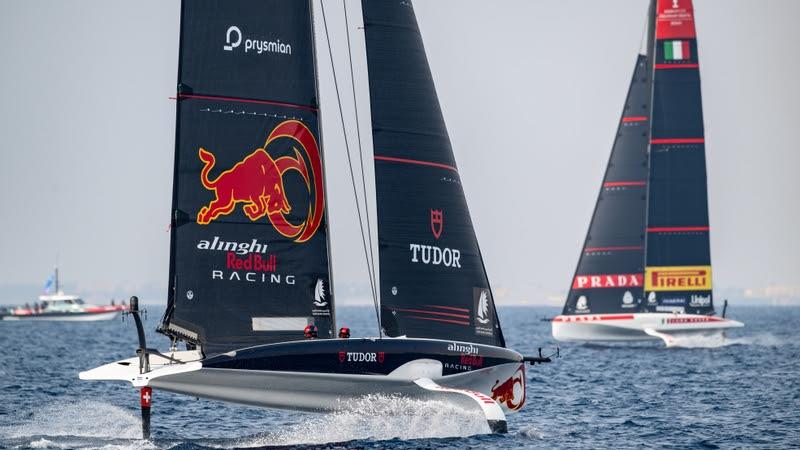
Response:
[362,0,504,346]
[563,54,651,316]
[645,0,714,315]
[160,0,334,353]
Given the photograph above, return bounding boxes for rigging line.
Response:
[319,0,381,336]
[342,0,378,315]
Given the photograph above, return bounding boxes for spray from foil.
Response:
[3,400,142,440]
[231,394,491,447]
[666,332,784,349]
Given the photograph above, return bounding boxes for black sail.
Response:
[563,55,651,316]
[362,0,504,346]
[160,0,334,353]
[645,0,714,315]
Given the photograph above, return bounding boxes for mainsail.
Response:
[160,0,334,353]
[563,54,651,316]
[645,0,714,314]
[362,0,504,346]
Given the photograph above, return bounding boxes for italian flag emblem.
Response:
[664,40,691,60]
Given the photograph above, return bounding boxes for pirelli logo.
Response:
[645,266,712,291]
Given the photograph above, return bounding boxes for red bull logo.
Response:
[490,365,525,411]
[196,120,325,243]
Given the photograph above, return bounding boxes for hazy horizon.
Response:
[1,0,798,306]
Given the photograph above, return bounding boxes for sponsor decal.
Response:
[197,236,270,255]
[621,290,636,309]
[689,294,711,308]
[572,273,643,289]
[409,209,461,269]
[575,295,589,313]
[222,25,292,55]
[656,0,696,40]
[460,354,484,368]
[661,297,686,305]
[196,120,325,244]
[645,266,712,291]
[647,291,657,304]
[474,288,494,336]
[430,209,443,239]
[447,342,479,355]
[312,278,331,317]
[491,365,525,411]
[339,352,384,363]
[409,244,461,268]
[211,270,295,285]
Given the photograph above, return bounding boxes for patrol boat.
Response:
[552,0,743,345]
[80,0,551,437]
[2,268,126,321]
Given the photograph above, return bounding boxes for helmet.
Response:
[303,324,318,339]
[338,327,351,338]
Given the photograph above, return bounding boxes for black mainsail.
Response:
[563,54,651,316]
[645,0,713,314]
[160,0,334,353]
[362,0,504,346]
[562,0,715,318]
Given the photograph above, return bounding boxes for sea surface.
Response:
[0,305,798,449]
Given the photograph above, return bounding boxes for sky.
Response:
[0,0,798,305]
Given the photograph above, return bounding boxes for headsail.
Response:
[160,0,334,353]
[563,54,651,316]
[362,0,504,346]
[645,0,714,315]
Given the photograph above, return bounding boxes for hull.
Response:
[552,313,743,343]
[80,338,528,424]
[2,310,120,321]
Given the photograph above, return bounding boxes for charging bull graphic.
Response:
[490,365,525,411]
[196,120,325,243]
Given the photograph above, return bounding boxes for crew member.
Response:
[304,324,318,339]
[338,327,350,338]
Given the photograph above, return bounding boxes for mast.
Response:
[309,0,336,333]
[361,0,504,347]
[159,0,335,353]
[644,0,714,315]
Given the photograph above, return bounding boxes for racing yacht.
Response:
[80,0,551,437]
[552,0,743,345]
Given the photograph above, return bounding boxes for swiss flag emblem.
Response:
[338,351,345,363]
[378,352,385,363]
[140,387,152,408]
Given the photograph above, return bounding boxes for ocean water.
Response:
[0,305,798,449]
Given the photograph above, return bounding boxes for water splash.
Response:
[3,399,142,440]
[231,395,490,447]
[666,332,784,349]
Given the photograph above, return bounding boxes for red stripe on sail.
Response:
[682,40,691,60]
[603,181,646,187]
[392,307,470,319]
[654,63,699,69]
[651,138,705,144]
[374,155,457,172]
[424,305,471,313]
[408,316,470,326]
[647,226,709,232]
[584,246,643,252]
[622,117,648,123]
[175,93,319,112]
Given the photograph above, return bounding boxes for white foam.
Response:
[3,400,141,440]
[666,332,784,349]
[231,394,490,447]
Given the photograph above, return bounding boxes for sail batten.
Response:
[161,0,335,353]
[362,0,503,346]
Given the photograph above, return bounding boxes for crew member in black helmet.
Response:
[338,327,350,338]
[304,324,318,339]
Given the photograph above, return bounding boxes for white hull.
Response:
[552,313,743,344]
[2,311,120,321]
[80,350,526,429]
